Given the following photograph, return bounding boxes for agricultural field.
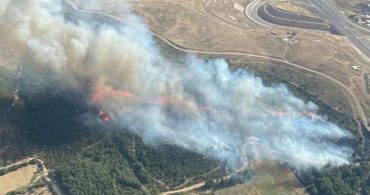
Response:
[0,165,37,194]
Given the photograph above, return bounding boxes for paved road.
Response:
[58,2,370,194]
[64,0,370,133]
[246,0,370,60]
[326,0,370,34]
[245,0,323,30]
[308,0,370,59]
[245,0,370,133]
[246,0,271,27]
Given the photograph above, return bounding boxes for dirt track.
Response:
[60,0,370,193]
[64,0,369,133]
[0,158,63,195]
[161,181,206,195]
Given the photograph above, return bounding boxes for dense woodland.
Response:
[302,163,370,195]
[9,77,227,194]
[2,54,370,194]
[53,131,226,195]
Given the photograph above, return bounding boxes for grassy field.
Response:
[0,165,36,194]
[214,161,304,195]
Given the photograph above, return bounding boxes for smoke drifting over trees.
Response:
[0,0,353,169]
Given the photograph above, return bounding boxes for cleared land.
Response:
[0,165,37,194]
[214,161,304,195]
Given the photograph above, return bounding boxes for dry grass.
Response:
[0,165,36,194]
[242,59,352,115]
[113,0,369,130]
[350,75,370,125]
[120,0,369,91]
[79,0,287,58]
[129,1,286,58]
[214,161,304,195]
[197,54,353,116]
[205,0,257,27]
[285,33,364,87]
[67,0,370,139]
[272,1,318,18]
[331,0,366,13]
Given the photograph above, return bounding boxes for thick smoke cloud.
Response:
[0,0,353,169]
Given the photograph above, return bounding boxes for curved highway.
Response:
[64,0,369,135]
[246,0,271,27]
[308,0,370,59]
[41,2,370,194]
[246,0,370,59]
[246,0,322,29]
[245,0,370,133]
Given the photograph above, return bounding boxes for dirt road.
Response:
[161,181,206,195]
[65,0,369,134]
[1,158,64,195]
[56,1,370,194]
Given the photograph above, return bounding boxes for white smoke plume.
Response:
[0,0,353,170]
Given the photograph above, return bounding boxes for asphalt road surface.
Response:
[308,0,370,59]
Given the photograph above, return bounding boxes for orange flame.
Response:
[115,89,136,98]
[92,85,319,125]
[93,90,103,102]
[272,110,318,118]
[92,86,137,102]
[275,111,289,116]
[201,106,212,111]
[148,98,168,105]
[98,109,110,123]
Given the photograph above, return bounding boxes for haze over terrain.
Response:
[0,0,354,171]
